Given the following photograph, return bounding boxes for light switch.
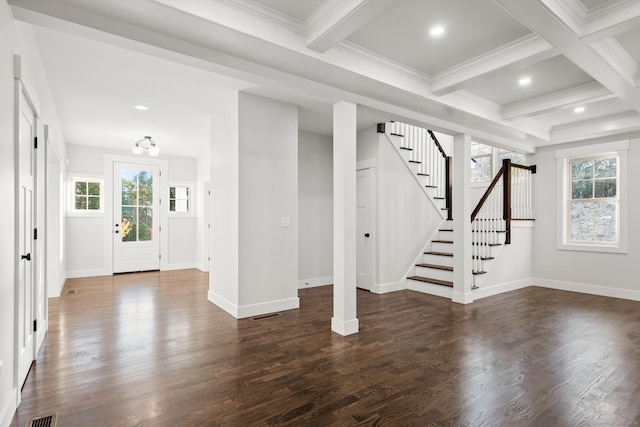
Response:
[280,217,290,227]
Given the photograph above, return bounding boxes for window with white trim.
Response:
[168,184,192,214]
[471,141,526,183]
[70,177,103,214]
[556,141,628,253]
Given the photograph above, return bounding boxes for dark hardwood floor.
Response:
[11,269,640,426]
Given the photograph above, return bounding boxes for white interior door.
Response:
[113,162,160,273]
[17,89,35,387]
[356,168,374,291]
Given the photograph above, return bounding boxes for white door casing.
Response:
[356,167,374,291]
[17,88,36,388]
[113,162,161,273]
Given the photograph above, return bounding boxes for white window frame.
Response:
[167,181,194,217]
[555,140,628,253]
[67,175,104,217]
[471,142,526,186]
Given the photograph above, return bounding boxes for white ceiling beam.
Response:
[550,111,640,143]
[502,82,615,121]
[430,34,556,96]
[305,0,398,53]
[495,0,640,117]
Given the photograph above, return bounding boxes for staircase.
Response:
[379,121,536,298]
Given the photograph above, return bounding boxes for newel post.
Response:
[502,158,512,245]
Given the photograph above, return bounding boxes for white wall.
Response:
[65,144,200,276]
[0,7,67,427]
[530,140,640,298]
[238,93,299,310]
[208,92,299,317]
[298,131,333,287]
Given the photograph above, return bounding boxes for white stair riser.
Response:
[407,280,453,299]
[399,148,412,162]
[472,234,505,246]
[409,162,422,174]
[431,241,453,252]
[438,230,453,240]
[423,254,453,267]
[415,266,453,281]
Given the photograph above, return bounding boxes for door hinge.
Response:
[159,226,162,232]
[33,319,37,332]
[33,228,37,240]
[34,136,38,149]
[159,254,162,260]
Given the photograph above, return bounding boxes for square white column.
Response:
[332,101,359,335]
[452,133,474,304]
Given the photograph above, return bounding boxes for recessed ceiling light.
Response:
[518,77,531,86]
[574,106,585,113]
[134,105,149,111]
[430,26,445,37]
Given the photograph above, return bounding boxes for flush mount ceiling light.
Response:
[132,136,160,157]
[518,77,531,86]
[430,26,445,37]
[134,105,149,111]
[574,106,585,113]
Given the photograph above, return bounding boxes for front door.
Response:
[17,89,35,387]
[113,162,160,273]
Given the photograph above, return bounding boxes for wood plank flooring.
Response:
[11,269,640,426]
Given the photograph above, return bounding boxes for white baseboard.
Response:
[195,262,208,272]
[473,278,534,300]
[65,268,109,279]
[298,276,333,289]
[373,279,407,294]
[331,317,359,336]
[163,262,198,271]
[208,291,300,319]
[0,388,17,427]
[237,297,300,319]
[534,278,640,301]
[208,291,238,317]
[407,280,452,299]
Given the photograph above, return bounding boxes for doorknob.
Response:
[364,233,370,238]
[21,253,31,261]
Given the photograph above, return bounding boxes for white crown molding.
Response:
[336,40,431,84]
[590,38,640,87]
[430,34,555,96]
[582,0,640,37]
[305,0,398,52]
[502,82,615,120]
[213,0,305,35]
[538,0,585,35]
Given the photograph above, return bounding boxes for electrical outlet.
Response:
[305,282,310,286]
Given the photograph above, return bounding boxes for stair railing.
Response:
[384,122,453,220]
[470,158,536,273]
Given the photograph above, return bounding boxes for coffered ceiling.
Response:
[8,0,640,155]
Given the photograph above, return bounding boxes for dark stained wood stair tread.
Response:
[416,263,453,271]
[432,240,453,244]
[425,251,453,256]
[407,276,453,287]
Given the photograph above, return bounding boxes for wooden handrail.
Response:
[427,130,447,159]
[445,156,452,220]
[471,164,506,222]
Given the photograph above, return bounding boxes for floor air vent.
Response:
[64,289,77,295]
[26,413,58,427]
[250,313,281,321]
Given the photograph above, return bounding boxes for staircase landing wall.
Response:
[357,128,442,292]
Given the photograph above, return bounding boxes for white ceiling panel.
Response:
[532,97,633,128]
[615,27,640,64]
[346,0,531,75]
[465,55,596,106]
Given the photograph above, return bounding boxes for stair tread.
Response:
[407,276,453,287]
[409,160,421,164]
[424,251,453,257]
[473,271,487,275]
[399,146,412,151]
[434,197,445,200]
[432,240,453,244]
[416,263,453,271]
[472,230,507,233]
[472,256,495,260]
[439,229,453,232]
[390,132,404,137]
[425,185,437,188]
[417,173,429,176]
[472,242,502,246]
